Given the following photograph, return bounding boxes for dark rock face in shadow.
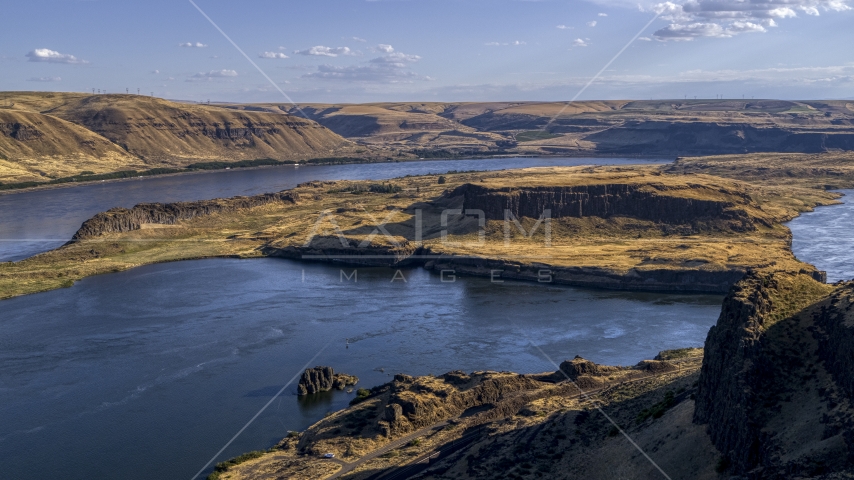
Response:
[454,182,763,233]
[694,272,854,477]
[297,366,358,396]
[69,191,300,240]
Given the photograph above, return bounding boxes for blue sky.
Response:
[2,0,853,102]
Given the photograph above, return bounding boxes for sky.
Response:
[1,0,853,103]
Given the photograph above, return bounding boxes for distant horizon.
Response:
[3,90,854,104]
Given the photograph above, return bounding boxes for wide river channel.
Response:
[0,158,849,479]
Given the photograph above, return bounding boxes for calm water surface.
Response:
[788,190,854,282]
[0,157,668,262]
[0,260,723,480]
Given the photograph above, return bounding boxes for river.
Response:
[787,190,854,283]
[6,158,846,480]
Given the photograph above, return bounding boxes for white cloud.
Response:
[727,21,767,33]
[651,0,851,40]
[151,69,160,74]
[259,51,289,59]
[485,40,526,46]
[294,46,357,57]
[305,49,423,83]
[278,46,287,50]
[377,44,394,53]
[573,38,589,47]
[587,20,598,26]
[179,42,208,48]
[556,25,573,29]
[370,52,421,65]
[654,22,729,38]
[192,69,238,78]
[26,48,87,64]
[598,12,608,16]
[27,76,61,82]
[638,36,653,41]
[352,37,367,43]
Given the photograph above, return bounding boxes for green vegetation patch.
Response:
[349,388,373,405]
[330,182,402,195]
[0,168,185,191]
[207,450,271,480]
[185,158,295,170]
[636,391,675,423]
[515,131,563,142]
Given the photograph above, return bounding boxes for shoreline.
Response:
[0,153,673,197]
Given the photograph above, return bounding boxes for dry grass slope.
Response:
[0,92,356,184]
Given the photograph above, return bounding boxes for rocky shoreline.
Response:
[212,271,854,480]
[263,242,757,293]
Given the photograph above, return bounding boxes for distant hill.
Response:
[3,93,854,186]
[0,92,354,185]
[222,99,854,158]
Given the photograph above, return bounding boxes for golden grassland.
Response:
[665,152,854,189]
[0,165,838,300]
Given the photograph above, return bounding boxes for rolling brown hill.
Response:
[223,99,854,157]
[0,109,142,183]
[4,93,854,186]
[224,102,508,151]
[48,95,352,163]
[0,92,355,185]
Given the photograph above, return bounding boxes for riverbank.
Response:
[0,153,672,197]
[0,165,835,300]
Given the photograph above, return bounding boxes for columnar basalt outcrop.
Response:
[297,366,359,396]
[454,182,762,232]
[693,272,854,477]
[69,191,299,240]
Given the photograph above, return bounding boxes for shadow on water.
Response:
[297,390,338,414]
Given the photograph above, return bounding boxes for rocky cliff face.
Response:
[297,366,358,396]
[693,273,774,472]
[694,272,854,478]
[70,191,299,240]
[51,95,351,164]
[0,109,140,183]
[455,182,763,233]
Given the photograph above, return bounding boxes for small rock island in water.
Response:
[297,366,359,396]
